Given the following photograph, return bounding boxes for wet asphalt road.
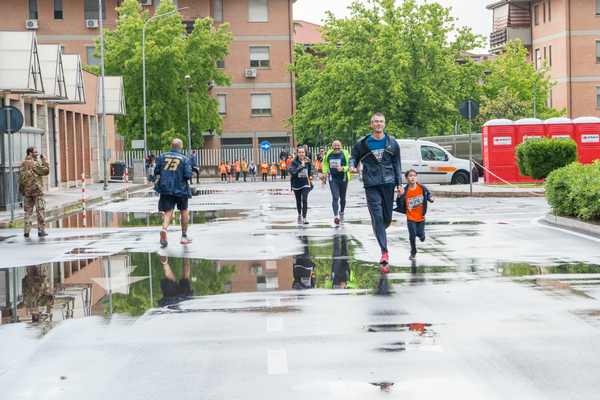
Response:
[1,179,600,399]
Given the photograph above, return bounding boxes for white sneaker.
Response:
[297,215,303,225]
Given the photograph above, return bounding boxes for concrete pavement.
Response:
[0,179,599,399]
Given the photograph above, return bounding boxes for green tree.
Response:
[479,41,563,122]
[291,0,484,144]
[100,0,232,150]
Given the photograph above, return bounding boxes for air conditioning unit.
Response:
[25,19,38,30]
[85,19,99,29]
[244,68,257,78]
[140,0,153,5]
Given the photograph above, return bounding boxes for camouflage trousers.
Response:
[23,196,46,234]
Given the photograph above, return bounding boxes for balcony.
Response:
[490,26,532,53]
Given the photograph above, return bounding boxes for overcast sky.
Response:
[294,0,492,51]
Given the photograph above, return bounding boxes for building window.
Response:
[533,4,539,25]
[251,94,271,116]
[28,0,38,19]
[84,0,106,20]
[534,48,541,70]
[217,94,227,115]
[548,0,551,21]
[250,46,270,68]
[543,46,547,61]
[24,103,34,127]
[249,0,268,22]
[543,1,546,23]
[54,0,63,19]
[549,45,552,66]
[216,59,225,69]
[597,0,600,15]
[597,87,600,108]
[86,46,100,65]
[212,0,224,22]
[596,41,600,63]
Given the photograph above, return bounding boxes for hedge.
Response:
[516,138,577,179]
[545,161,600,221]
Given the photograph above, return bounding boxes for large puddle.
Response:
[0,235,388,326]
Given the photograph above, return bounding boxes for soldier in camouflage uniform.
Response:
[19,146,49,238]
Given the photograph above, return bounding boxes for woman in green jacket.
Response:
[322,140,352,226]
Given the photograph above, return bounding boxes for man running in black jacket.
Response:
[350,113,403,272]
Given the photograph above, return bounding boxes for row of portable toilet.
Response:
[482,117,600,184]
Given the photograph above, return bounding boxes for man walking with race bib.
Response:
[350,113,403,271]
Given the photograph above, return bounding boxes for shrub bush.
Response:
[545,161,600,221]
[516,138,577,179]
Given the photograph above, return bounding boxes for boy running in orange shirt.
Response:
[395,169,434,261]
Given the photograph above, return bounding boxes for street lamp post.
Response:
[185,74,192,152]
[98,0,108,190]
[142,7,187,159]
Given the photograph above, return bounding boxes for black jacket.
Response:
[289,157,313,190]
[394,183,433,215]
[350,134,402,188]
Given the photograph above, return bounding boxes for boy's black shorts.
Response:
[158,194,188,212]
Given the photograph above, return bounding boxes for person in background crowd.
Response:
[249,160,257,182]
[228,160,235,183]
[286,155,293,171]
[234,160,241,181]
[146,154,156,181]
[241,159,249,182]
[153,138,193,248]
[279,146,290,161]
[289,146,313,225]
[279,158,288,180]
[19,146,50,238]
[270,162,278,181]
[219,161,228,182]
[260,161,269,182]
[191,150,200,184]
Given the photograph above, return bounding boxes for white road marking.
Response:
[267,349,288,375]
[266,316,284,333]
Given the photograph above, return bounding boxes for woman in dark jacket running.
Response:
[289,147,313,225]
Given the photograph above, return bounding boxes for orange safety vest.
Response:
[260,163,269,174]
[219,164,227,174]
[270,165,278,175]
[235,162,241,173]
[279,160,287,170]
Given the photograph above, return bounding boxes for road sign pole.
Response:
[468,101,473,196]
[6,106,15,222]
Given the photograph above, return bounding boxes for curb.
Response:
[0,184,151,228]
[542,213,600,238]
[430,189,545,198]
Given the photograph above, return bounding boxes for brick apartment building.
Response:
[488,0,600,118]
[0,0,296,150]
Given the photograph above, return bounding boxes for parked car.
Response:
[398,139,478,185]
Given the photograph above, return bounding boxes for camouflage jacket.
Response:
[19,156,49,197]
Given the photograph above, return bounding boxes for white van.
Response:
[397,139,477,185]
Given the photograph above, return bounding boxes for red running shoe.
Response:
[380,252,390,273]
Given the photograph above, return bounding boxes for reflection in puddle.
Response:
[50,209,246,229]
[499,262,600,299]
[0,235,384,327]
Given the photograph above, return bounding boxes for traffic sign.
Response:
[0,106,24,133]
[459,100,479,120]
[260,140,271,151]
